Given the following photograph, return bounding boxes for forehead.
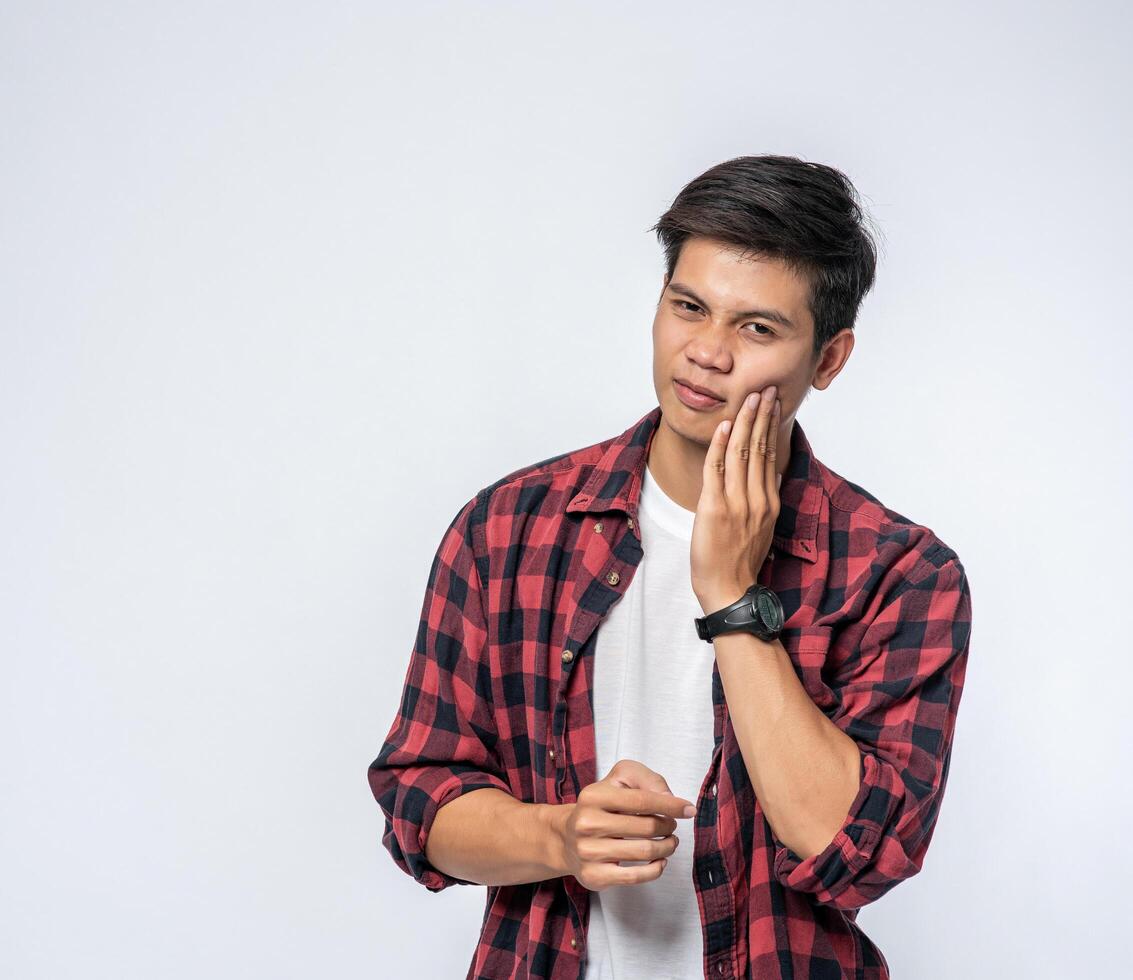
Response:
[673,238,812,308]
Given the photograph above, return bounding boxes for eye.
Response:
[672,301,774,337]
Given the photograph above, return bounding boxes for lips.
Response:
[673,379,727,412]
[675,378,724,401]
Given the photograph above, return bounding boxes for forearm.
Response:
[712,630,861,859]
[425,787,572,887]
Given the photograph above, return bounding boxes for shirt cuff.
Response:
[771,749,891,905]
[406,767,514,893]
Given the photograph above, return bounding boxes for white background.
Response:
[3,2,1130,977]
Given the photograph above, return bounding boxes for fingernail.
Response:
[683,804,696,817]
[745,392,759,411]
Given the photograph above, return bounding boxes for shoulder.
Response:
[817,456,968,593]
[481,434,608,510]
[457,428,617,546]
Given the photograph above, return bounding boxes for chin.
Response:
[664,406,719,447]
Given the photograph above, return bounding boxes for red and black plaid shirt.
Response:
[368,404,972,979]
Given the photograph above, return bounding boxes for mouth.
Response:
[673,378,725,410]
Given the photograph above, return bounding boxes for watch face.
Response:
[754,588,784,628]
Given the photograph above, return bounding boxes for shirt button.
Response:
[627,517,635,529]
[549,748,556,761]
[707,869,714,884]
[716,962,725,975]
[593,521,604,534]
[561,649,574,664]
[711,782,718,797]
[570,938,578,950]
[606,570,620,586]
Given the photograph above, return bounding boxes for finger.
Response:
[726,390,760,505]
[747,385,776,510]
[603,812,679,840]
[606,758,673,798]
[763,398,781,501]
[597,784,696,820]
[601,836,678,865]
[607,858,668,887]
[701,416,732,505]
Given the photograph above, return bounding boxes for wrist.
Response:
[540,802,575,878]
[696,582,748,615]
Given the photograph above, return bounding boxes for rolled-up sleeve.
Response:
[367,494,513,893]
[772,557,973,910]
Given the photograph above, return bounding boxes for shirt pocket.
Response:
[780,624,837,714]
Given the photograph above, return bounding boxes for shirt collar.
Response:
[565,404,822,563]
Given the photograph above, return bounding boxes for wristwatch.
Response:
[694,583,785,643]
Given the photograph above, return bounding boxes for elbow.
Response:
[771,750,943,911]
[367,760,513,893]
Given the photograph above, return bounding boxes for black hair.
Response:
[649,154,881,360]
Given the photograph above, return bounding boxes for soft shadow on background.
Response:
[2,2,1130,977]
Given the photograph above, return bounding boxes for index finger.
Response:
[763,397,781,500]
[592,783,697,819]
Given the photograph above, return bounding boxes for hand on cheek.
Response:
[690,384,782,612]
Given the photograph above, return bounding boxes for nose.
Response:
[684,319,732,370]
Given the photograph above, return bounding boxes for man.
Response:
[367,154,973,980]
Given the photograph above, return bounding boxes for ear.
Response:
[811,329,855,391]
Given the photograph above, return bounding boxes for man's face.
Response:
[651,236,837,446]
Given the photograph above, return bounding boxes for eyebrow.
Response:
[666,281,797,331]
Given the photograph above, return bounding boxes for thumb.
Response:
[618,760,675,797]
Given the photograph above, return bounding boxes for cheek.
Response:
[653,319,685,359]
[781,380,810,418]
[743,375,800,417]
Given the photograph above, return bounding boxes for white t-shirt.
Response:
[581,461,716,980]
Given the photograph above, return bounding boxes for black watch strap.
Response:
[694,584,784,642]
